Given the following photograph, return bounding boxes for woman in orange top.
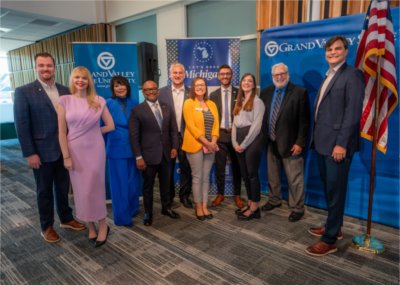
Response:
[182,77,219,221]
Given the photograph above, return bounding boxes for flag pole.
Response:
[351,55,385,254]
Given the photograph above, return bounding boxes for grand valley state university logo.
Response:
[97,52,115,70]
[264,41,279,57]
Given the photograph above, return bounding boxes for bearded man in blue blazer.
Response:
[14,52,85,243]
[306,36,364,257]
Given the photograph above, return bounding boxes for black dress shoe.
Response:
[180,197,193,209]
[261,202,281,211]
[94,226,110,248]
[161,208,180,219]
[237,208,261,221]
[288,211,304,222]
[196,214,206,221]
[143,213,153,226]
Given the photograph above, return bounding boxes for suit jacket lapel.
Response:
[34,80,56,112]
[318,63,347,107]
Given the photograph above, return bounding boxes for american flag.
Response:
[355,0,398,154]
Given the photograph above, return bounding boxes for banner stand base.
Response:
[351,234,384,254]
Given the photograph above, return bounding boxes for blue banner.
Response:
[166,38,240,86]
[260,9,399,228]
[73,43,140,104]
[166,38,240,195]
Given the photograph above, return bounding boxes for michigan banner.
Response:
[166,38,240,195]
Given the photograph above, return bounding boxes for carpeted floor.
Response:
[1,139,399,285]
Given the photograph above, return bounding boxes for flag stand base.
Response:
[351,234,384,254]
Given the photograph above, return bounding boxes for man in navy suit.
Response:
[129,80,180,226]
[209,64,244,209]
[158,63,193,208]
[260,63,310,222]
[306,36,364,256]
[14,52,85,243]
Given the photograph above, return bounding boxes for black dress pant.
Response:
[170,134,192,201]
[142,156,171,215]
[33,155,73,231]
[235,127,264,203]
[215,139,242,196]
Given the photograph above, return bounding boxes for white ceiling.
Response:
[0,8,87,56]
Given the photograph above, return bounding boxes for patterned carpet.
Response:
[1,139,399,285]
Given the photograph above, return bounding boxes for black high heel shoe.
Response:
[88,236,97,244]
[94,226,110,248]
[237,208,261,221]
[235,206,249,215]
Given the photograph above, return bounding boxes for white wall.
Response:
[156,3,187,87]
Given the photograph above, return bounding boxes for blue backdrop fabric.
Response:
[73,43,141,200]
[73,42,140,104]
[259,9,399,228]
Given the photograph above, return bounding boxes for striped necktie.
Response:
[270,89,282,141]
[153,102,163,129]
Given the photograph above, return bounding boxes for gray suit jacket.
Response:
[158,85,190,135]
[13,79,70,162]
[209,86,238,143]
[312,63,365,156]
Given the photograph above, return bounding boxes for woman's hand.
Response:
[63,157,73,170]
[235,145,244,153]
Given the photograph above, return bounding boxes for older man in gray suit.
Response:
[158,63,193,208]
[14,52,85,243]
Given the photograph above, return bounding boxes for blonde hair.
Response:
[69,66,100,110]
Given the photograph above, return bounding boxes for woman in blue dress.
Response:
[105,75,140,226]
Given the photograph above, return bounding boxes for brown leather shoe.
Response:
[211,194,224,206]
[60,219,86,231]
[305,241,337,256]
[308,226,343,240]
[41,226,60,243]
[234,195,244,209]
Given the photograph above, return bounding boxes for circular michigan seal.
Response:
[193,41,214,63]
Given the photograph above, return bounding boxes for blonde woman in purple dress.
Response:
[57,67,115,248]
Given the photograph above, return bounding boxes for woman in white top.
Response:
[232,73,265,220]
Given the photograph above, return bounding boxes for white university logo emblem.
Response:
[97,52,115,70]
[264,41,279,57]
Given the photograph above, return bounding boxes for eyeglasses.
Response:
[272,72,288,78]
[194,84,206,88]
[219,72,232,76]
[143,88,158,93]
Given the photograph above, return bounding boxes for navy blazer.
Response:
[105,98,136,159]
[14,79,70,162]
[260,82,310,158]
[209,86,238,143]
[312,63,365,156]
[129,101,179,165]
[158,85,190,134]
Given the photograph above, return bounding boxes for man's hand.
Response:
[171,149,178,159]
[136,158,146,171]
[332,145,347,162]
[235,145,244,153]
[27,154,41,169]
[291,144,303,156]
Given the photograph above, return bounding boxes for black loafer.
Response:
[261,202,281,211]
[161,209,180,219]
[143,213,153,226]
[180,197,193,209]
[288,211,304,222]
